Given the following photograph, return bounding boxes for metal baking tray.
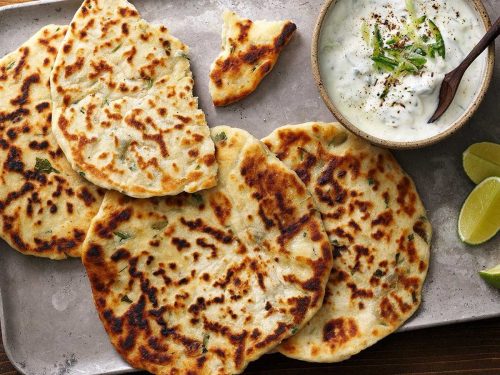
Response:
[0,0,499,374]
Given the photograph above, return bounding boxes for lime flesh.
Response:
[458,176,500,245]
[480,264,500,289]
[463,142,500,184]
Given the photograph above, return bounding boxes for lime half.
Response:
[463,142,500,184]
[458,176,500,245]
[480,264,500,289]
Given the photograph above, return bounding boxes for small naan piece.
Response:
[0,25,104,259]
[82,126,332,374]
[209,10,296,106]
[263,122,431,362]
[51,0,217,198]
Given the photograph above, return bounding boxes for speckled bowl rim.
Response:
[311,0,495,149]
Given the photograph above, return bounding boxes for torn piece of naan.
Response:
[209,10,296,106]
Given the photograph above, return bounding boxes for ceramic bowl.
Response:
[311,0,495,149]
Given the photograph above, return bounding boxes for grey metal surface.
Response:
[0,0,498,374]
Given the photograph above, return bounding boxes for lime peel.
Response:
[479,263,500,289]
[463,142,500,184]
[458,176,500,245]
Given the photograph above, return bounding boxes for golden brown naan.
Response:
[51,0,217,198]
[209,10,296,106]
[0,25,104,259]
[263,122,431,362]
[82,126,333,374]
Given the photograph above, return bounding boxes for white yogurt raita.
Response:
[319,0,488,142]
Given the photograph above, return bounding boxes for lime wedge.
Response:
[458,176,500,245]
[479,264,500,289]
[463,142,500,184]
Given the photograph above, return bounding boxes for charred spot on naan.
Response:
[240,144,307,231]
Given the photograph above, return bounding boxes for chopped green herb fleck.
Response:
[398,60,419,73]
[145,78,154,89]
[114,231,132,241]
[80,107,86,114]
[428,44,436,58]
[6,61,15,70]
[368,178,375,185]
[291,327,299,335]
[118,139,131,161]
[407,53,427,68]
[428,19,445,58]
[418,215,428,222]
[56,27,60,32]
[213,132,227,143]
[119,265,128,273]
[416,15,427,24]
[372,24,384,56]
[121,295,133,304]
[408,233,415,241]
[328,132,348,147]
[79,171,86,178]
[151,220,169,231]
[405,0,416,19]
[413,47,427,56]
[195,164,201,170]
[380,85,390,100]
[371,55,398,71]
[35,158,59,174]
[303,232,307,238]
[175,51,190,60]
[192,193,203,204]
[202,333,210,353]
[111,43,123,53]
[297,147,313,162]
[361,21,370,44]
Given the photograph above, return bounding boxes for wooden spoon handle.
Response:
[458,16,500,72]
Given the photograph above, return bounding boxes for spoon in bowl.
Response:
[428,16,500,123]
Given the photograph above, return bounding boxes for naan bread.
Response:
[82,126,332,374]
[51,0,217,198]
[209,10,296,106]
[263,122,431,362]
[0,25,104,259]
